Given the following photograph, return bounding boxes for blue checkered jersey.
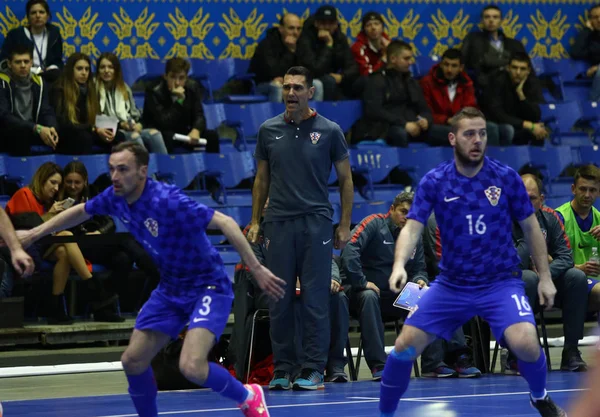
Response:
[85,179,229,294]
[407,157,534,283]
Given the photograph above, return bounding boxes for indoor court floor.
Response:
[0,371,588,417]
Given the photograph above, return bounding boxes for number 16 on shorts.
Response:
[512,294,533,317]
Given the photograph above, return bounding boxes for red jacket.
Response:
[419,64,478,125]
[351,32,390,76]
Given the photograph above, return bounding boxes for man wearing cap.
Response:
[351,11,391,96]
[298,5,359,101]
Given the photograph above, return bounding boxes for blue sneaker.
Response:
[269,370,291,390]
[421,366,458,378]
[371,366,384,381]
[292,368,324,390]
[454,354,482,378]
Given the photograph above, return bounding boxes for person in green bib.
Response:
[555,164,600,313]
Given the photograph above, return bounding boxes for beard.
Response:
[454,142,485,167]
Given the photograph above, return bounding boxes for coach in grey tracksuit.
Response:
[248,66,353,389]
[342,192,430,377]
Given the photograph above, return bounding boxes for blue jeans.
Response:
[0,257,14,298]
[591,66,600,101]
[122,129,168,154]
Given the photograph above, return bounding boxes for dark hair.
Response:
[112,142,150,167]
[574,164,600,186]
[60,161,90,201]
[26,0,51,20]
[56,53,98,126]
[449,107,486,134]
[442,48,463,63]
[510,52,532,69]
[29,162,62,205]
[393,191,414,207]
[590,4,600,15]
[96,52,129,100]
[165,57,190,75]
[8,43,34,61]
[481,5,502,19]
[387,40,412,58]
[285,66,313,87]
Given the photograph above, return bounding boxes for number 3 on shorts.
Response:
[198,295,212,316]
[511,294,532,316]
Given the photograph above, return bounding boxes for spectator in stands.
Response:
[483,52,548,145]
[570,4,600,101]
[555,165,600,313]
[355,40,432,147]
[461,5,527,93]
[95,53,167,154]
[249,14,324,102]
[419,48,513,146]
[0,44,58,156]
[143,58,219,153]
[5,162,118,324]
[421,212,481,378]
[298,5,359,100]
[0,0,62,84]
[58,160,131,319]
[52,53,126,154]
[350,11,390,97]
[509,174,588,373]
[232,204,349,384]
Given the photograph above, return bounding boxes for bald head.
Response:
[280,13,302,43]
[521,174,544,211]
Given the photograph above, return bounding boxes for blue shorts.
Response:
[136,284,234,340]
[588,278,600,293]
[405,276,536,346]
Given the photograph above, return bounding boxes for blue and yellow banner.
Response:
[0,1,593,61]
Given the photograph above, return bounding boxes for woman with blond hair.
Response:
[6,162,121,323]
[52,52,125,154]
[96,52,167,154]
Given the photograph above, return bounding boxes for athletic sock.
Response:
[126,367,158,417]
[518,347,547,400]
[204,362,250,404]
[379,347,416,417]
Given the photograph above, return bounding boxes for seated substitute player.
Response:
[15,142,286,417]
[378,107,566,417]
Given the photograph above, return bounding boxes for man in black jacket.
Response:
[0,44,58,155]
[297,6,359,100]
[508,174,588,374]
[250,14,324,102]
[356,40,433,147]
[483,52,548,145]
[143,58,219,153]
[461,4,527,92]
[570,4,600,101]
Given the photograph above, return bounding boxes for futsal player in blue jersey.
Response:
[379,107,566,417]
[16,142,286,417]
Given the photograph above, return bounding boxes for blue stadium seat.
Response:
[350,145,401,198]
[398,147,453,184]
[223,102,279,150]
[563,83,593,102]
[539,101,583,144]
[204,151,255,203]
[543,197,568,210]
[486,146,532,173]
[192,58,262,103]
[4,155,57,187]
[316,101,362,133]
[530,56,545,77]
[133,92,145,111]
[580,101,600,142]
[414,55,440,78]
[56,154,109,184]
[217,246,242,264]
[203,103,227,130]
[155,153,206,189]
[541,59,590,100]
[529,145,573,182]
[352,200,391,224]
[120,58,164,86]
[577,145,600,166]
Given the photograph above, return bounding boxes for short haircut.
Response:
[165,57,190,75]
[30,162,62,202]
[481,5,502,19]
[279,13,299,26]
[8,44,34,61]
[393,191,414,207]
[26,0,51,20]
[574,164,600,186]
[112,142,150,167]
[521,173,545,195]
[441,48,462,63]
[590,4,600,15]
[510,52,532,69]
[449,107,486,134]
[285,66,313,87]
[387,40,412,58]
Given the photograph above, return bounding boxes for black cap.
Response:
[362,11,384,30]
[314,5,337,22]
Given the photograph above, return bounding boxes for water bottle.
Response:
[590,247,600,278]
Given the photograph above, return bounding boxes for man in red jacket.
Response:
[419,48,513,146]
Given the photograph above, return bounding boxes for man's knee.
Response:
[179,354,209,383]
[504,322,540,361]
[563,268,588,289]
[148,129,159,135]
[121,350,150,375]
[394,325,432,357]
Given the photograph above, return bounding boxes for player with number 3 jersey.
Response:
[15,142,286,417]
[377,107,566,417]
